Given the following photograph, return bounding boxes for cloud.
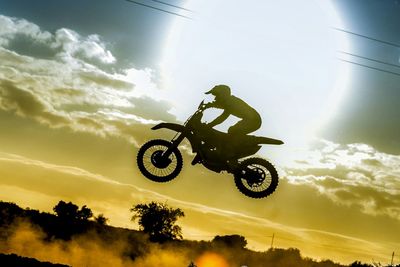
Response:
[78,70,133,91]
[0,14,177,146]
[0,79,70,126]
[0,15,114,65]
[0,15,51,46]
[52,28,116,65]
[286,140,400,220]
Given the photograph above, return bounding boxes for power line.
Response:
[124,0,192,19]
[148,0,194,12]
[334,28,400,76]
[338,51,400,69]
[339,58,400,77]
[333,27,400,48]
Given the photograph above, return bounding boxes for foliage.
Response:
[53,201,93,221]
[350,261,400,267]
[350,261,373,267]
[265,247,303,266]
[212,234,247,248]
[0,201,23,226]
[77,205,93,220]
[94,214,108,225]
[53,201,79,220]
[130,201,185,242]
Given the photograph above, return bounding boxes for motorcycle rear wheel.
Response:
[234,157,278,199]
[137,139,183,182]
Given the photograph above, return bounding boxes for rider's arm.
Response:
[204,101,217,109]
[208,110,229,127]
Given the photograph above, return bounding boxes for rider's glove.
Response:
[203,102,215,110]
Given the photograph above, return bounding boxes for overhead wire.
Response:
[339,59,400,77]
[338,50,400,76]
[333,27,400,48]
[123,0,192,19]
[338,51,400,69]
[334,28,400,77]
[148,0,194,12]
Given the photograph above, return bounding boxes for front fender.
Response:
[151,123,187,133]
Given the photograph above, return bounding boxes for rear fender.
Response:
[152,123,187,134]
[255,136,284,145]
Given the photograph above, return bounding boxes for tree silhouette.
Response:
[77,205,93,220]
[130,201,184,242]
[53,201,92,221]
[350,261,373,267]
[94,214,108,225]
[0,201,23,226]
[53,201,79,220]
[212,234,248,248]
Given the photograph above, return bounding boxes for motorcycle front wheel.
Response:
[137,139,183,182]
[234,157,278,199]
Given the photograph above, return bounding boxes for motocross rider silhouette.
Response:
[203,85,262,160]
[205,84,262,135]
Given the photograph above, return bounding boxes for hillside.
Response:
[0,200,393,267]
[0,253,70,267]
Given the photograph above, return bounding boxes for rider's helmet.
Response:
[205,85,231,98]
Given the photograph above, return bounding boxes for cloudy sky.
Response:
[0,0,399,264]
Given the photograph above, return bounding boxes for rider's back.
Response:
[214,95,261,122]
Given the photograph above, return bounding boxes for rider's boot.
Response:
[191,154,202,165]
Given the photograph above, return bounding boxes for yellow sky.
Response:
[0,126,398,264]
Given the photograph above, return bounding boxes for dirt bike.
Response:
[136,101,284,198]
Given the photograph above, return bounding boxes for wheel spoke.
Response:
[240,163,273,192]
[139,143,180,178]
[137,139,183,183]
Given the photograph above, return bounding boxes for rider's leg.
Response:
[227,117,261,135]
[224,118,262,159]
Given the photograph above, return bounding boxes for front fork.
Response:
[161,133,185,158]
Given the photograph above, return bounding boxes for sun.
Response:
[162,0,350,165]
[195,252,229,267]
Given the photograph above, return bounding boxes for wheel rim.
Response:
[239,163,273,192]
[151,150,172,168]
[142,144,179,177]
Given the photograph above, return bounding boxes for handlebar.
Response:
[197,100,205,110]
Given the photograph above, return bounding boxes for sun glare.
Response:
[162,0,350,165]
[195,252,229,267]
